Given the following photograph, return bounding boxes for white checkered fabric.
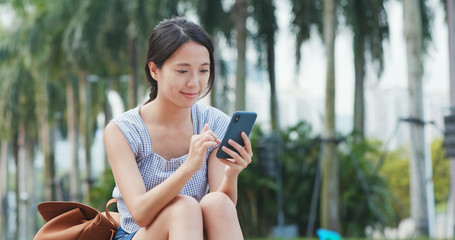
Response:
[110,102,229,233]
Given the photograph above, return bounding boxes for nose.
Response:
[186,72,200,88]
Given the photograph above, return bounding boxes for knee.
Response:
[171,195,201,213]
[200,192,235,213]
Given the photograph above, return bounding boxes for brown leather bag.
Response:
[34,198,119,240]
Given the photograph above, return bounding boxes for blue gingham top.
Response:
[111,102,230,233]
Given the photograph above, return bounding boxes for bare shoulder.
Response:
[104,121,118,134]
[104,121,123,139]
[103,121,127,148]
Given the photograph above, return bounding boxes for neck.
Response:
[141,98,193,127]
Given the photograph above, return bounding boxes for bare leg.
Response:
[200,192,243,240]
[133,195,204,240]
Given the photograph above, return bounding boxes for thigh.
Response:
[200,192,243,240]
[132,195,204,240]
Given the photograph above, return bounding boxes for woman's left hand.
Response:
[219,132,253,177]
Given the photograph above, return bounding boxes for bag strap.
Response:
[105,198,119,226]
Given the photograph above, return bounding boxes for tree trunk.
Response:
[67,82,80,201]
[320,0,339,232]
[13,133,18,240]
[267,39,279,131]
[128,36,138,109]
[17,123,28,240]
[211,35,220,109]
[353,36,365,139]
[210,35,230,113]
[0,139,8,239]
[234,0,247,111]
[0,90,11,239]
[26,137,36,240]
[447,0,455,236]
[403,0,434,236]
[79,71,92,203]
[35,76,55,202]
[104,80,113,171]
[448,0,455,106]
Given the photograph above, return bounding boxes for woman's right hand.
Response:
[185,124,220,172]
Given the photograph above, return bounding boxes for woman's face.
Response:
[149,41,210,108]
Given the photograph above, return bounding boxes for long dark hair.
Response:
[144,17,215,104]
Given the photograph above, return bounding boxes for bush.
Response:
[238,122,405,238]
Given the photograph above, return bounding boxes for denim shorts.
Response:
[114,226,137,240]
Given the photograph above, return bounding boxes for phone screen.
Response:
[216,111,257,159]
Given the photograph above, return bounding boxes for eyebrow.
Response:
[174,62,210,67]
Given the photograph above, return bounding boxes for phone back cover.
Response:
[216,111,257,159]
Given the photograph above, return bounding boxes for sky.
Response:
[274,0,449,117]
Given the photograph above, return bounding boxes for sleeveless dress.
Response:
[110,102,230,233]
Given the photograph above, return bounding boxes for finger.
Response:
[200,131,220,145]
[221,146,238,160]
[241,132,253,156]
[220,157,236,163]
[219,159,238,173]
[204,130,220,144]
[227,139,248,158]
[226,140,252,165]
[202,123,210,133]
[202,141,219,150]
[221,146,247,166]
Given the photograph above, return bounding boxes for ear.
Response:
[148,62,159,80]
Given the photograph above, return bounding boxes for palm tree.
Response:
[448,0,455,105]
[403,0,434,236]
[320,0,339,232]
[251,0,279,131]
[63,0,176,203]
[0,58,42,240]
[290,0,341,232]
[0,25,12,239]
[341,0,389,140]
[234,0,247,111]
[0,58,13,240]
[29,0,83,204]
[445,1,455,234]
[192,0,233,112]
[289,0,323,65]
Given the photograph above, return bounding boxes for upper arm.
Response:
[104,122,146,215]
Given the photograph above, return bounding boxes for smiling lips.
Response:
[182,92,198,99]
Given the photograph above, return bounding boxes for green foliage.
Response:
[379,147,410,216]
[339,136,405,237]
[340,0,389,76]
[238,122,321,237]
[378,139,450,219]
[280,122,320,234]
[89,168,117,212]
[238,125,278,237]
[240,122,403,238]
[289,0,323,64]
[250,0,278,67]
[419,0,434,53]
[431,138,450,205]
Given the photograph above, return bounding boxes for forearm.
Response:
[215,174,238,205]
[130,163,196,227]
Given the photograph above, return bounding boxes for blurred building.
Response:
[365,86,448,150]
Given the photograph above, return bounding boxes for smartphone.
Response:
[216,111,257,159]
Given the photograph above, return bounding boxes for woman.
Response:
[104,17,252,240]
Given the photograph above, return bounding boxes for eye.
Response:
[200,69,209,73]
[176,70,188,74]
